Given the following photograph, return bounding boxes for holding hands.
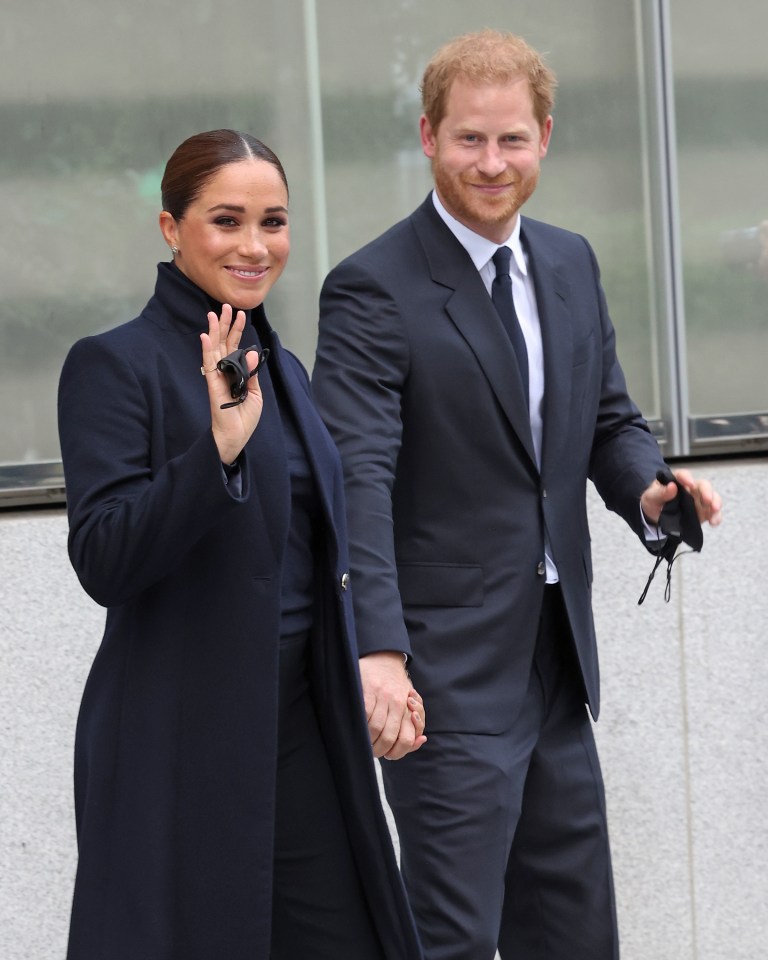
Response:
[200,304,265,465]
[359,651,427,760]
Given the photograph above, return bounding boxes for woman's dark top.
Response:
[274,371,321,637]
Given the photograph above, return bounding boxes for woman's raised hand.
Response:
[200,304,265,464]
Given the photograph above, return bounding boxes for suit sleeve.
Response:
[312,260,412,658]
[58,335,248,607]
[581,235,667,544]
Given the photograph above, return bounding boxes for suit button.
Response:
[340,572,350,591]
[536,561,546,576]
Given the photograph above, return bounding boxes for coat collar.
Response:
[142,261,339,540]
[144,261,272,341]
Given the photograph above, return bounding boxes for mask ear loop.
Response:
[217,347,270,409]
[637,542,695,605]
[637,552,665,605]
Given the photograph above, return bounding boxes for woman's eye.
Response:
[263,217,287,228]
[214,216,238,227]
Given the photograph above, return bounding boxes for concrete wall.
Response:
[2,457,766,959]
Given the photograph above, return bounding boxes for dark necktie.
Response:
[491,246,529,406]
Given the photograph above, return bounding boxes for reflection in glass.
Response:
[670,0,768,420]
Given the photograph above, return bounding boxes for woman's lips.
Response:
[226,266,268,279]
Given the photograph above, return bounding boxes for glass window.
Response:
[0,0,320,504]
[669,0,768,451]
[4,0,766,504]
[315,0,663,424]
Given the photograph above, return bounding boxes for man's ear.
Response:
[420,114,437,159]
[539,115,553,158]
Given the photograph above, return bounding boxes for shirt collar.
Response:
[431,189,528,276]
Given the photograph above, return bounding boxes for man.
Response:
[313,30,722,960]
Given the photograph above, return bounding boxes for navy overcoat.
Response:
[58,263,421,960]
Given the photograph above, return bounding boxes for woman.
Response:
[58,129,425,960]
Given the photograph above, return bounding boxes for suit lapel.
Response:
[445,285,538,468]
[412,199,537,470]
[521,219,574,476]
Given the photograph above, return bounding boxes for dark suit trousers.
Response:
[382,586,619,960]
[271,632,386,960]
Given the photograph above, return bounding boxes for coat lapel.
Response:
[262,325,339,538]
[412,199,538,470]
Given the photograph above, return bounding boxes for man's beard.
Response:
[432,160,539,231]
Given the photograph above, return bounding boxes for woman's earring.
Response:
[170,245,179,256]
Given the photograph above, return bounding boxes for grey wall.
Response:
[2,457,766,959]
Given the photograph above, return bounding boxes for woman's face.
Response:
[160,159,290,309]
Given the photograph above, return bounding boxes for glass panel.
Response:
[2,0,675,494]
[670,0,768,437]
[315,0,660,417]
[0,0,319,483]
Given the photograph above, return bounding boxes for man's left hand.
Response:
[640,467,723,527]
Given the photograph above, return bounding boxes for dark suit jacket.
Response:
[313,195,666,733]
[58,263,422,960]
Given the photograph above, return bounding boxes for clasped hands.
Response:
[359,651,427,760]
[200,304,264,465]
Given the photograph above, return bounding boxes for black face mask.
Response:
[638,468,703,604]
[216,347,270,409]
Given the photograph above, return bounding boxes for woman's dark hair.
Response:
[161,129,288,220]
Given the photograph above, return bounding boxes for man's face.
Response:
[421,76,552,243]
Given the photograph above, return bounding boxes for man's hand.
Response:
[359,651,427,760]
[640,467,723,527]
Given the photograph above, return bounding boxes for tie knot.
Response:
[492,246,512,277]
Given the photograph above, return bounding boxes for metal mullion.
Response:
[637,0,690,457]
